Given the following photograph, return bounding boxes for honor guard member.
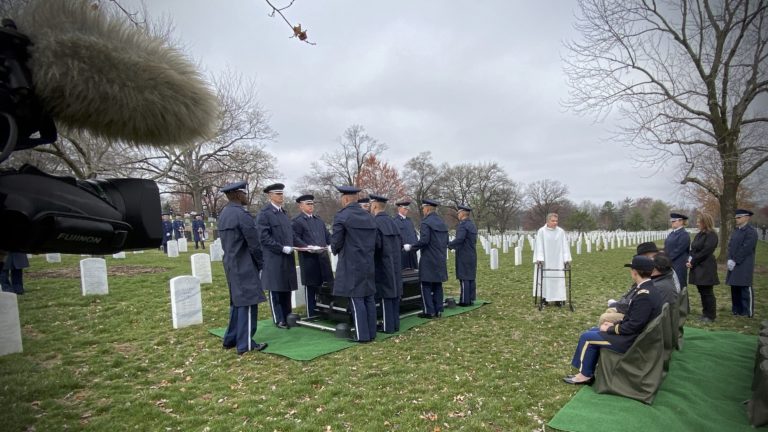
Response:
[331,186,378,342]
[172,214,186,241]
[664,212,690,287]
[218,181,268,355]
[393,200,419,269]
[564,255,663,384]
[358,196,371,212]
[448,204,478,306]
[370,194,403,333]
[257,183,298,329]
[0,252,30,295]
[192,214,206,249]
[404,199,448,319]
[161,212,173,253]
[726,209,758,317]
[291,194,333,318]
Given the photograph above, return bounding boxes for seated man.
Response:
[649,253,679,306]
[600,242,659,325]
[564,255,663,385]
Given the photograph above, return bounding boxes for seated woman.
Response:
[564,255,664,384]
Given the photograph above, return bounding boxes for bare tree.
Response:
[309,124,387,188]
[564,0,768,260]
[525,179,570,226]
[402,151,446,206]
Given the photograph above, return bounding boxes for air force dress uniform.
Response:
[256,183,298,328]
[447,205,478,306]
[172,217,186,241]
[161,214,173,253]
[664,213,690,287]
[331,186,378,342]
[218,181,268,354]
[291,194,333,318]
[192,217,206,249]
[411,199,449,318]
[726,209,758,317]
[371,194,403,333]
[393,200,419,269]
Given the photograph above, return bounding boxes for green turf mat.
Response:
[548,327,756,431]
[208,301,488,361]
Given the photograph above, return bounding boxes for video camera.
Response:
[0,19,162,255]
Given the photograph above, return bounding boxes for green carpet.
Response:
[208,301,487,361]
[548,327,757,432]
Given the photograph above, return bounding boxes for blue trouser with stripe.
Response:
[570,329,620,377]
[730,285,753,317]
[269,291,293,325]
[380,297,400,333]
[305,285,319,317]
[421,282,444,316]
[459,279,476,305]
[349,295,377,342]
[223,304,259,353]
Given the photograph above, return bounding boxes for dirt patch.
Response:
[28,265,168,279]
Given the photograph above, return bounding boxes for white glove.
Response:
[607,299,616,307]
[727,259,736,271]
[403,244,412,252]
[282,246,293,254]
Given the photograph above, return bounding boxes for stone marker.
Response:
[112,252,126,259]
[514,246,522,266]
[490,248,499,270]
[291,265,306,308]
[45,253,61,263]
[0,292,22,356]
[191,253,212,284]
[177,238,188,253]
[576,241,582,255]
[586,240,592,253]
[209,240,223,262]
[80,258,108,296]
[169,276,203,329]
[167,240,179,258]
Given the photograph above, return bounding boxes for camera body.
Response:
[0,20,162,254]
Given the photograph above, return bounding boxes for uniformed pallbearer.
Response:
[161,212,173,253]
[393,200,419,269]
[192,214,206,249]
[404,199,448,319]
[172,214,186,241]
[447,204,478,306]
[370,194,403,333]
[664,212,690,287]
[726,208,758,317]
[331,186,378,342]
[256,183,297,329]
[218,181,268,355]
[292,194,333,318]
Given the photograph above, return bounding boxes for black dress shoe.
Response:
[222,344,236,350]
[457,303,470,307]
[237,342,268,355]
[562,376,594,385]
[417,313,435,319]
[276,322,289,329]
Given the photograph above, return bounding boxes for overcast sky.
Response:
[140,0,686,206]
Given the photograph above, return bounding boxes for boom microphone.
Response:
[12,0,218,148]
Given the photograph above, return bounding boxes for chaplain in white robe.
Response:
[532,213,572,302]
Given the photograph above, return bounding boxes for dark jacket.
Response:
[192,219,206,242]
[218,202,266,307]
[688,230,719,286]
[651,270,679,306]
[393,214,419,269]
[603,279,663,352]
[256,204,297,292]
[726,223,758,286]
[172,219,186,240]
[161,220,173,244]
[447,218,478,280]
[664,228,690,286]
[413,212,448,283]
[374,213,403,298]
[331,203,377,297]
[2,252,29,270]
[292,213,333,287]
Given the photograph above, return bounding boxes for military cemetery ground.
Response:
[1,240,766,431]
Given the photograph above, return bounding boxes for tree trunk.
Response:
[717,142,740,264]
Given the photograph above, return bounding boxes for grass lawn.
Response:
[2,239,766,431]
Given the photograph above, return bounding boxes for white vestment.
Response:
[532,225,572,301]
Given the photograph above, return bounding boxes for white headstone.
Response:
[177,238,188,253]
[45,253,61,263]
[502,241,509,254]
[167,240,179,258]
[169,276,203,329]
[112,252,126,259]
[514,246,522,266]
[586,240,592,253]
[0,292,22,356]
[132,250,145,254]
[292,265,307,308]
[209,242,223,262]
[490,248,499,270]
[191,253,212,284]
[576,241,582,255]
[80,258,108,296]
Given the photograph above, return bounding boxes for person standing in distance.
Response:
[664,212,690,288]
[291,194,333,318]
[533,213,572,307]
[448,204,478,306]
[256,183,298,329]
[192,214,206,250]
[218,181,268,355]
[726,209,758,317]
[687,213,719,322]
[0,252,30,295]
[393,200,419,269]
[172,214,186,241]
[160,212,173,253]
[370,194,403,333]
[404,199,448,319]
[331,186,378,342]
